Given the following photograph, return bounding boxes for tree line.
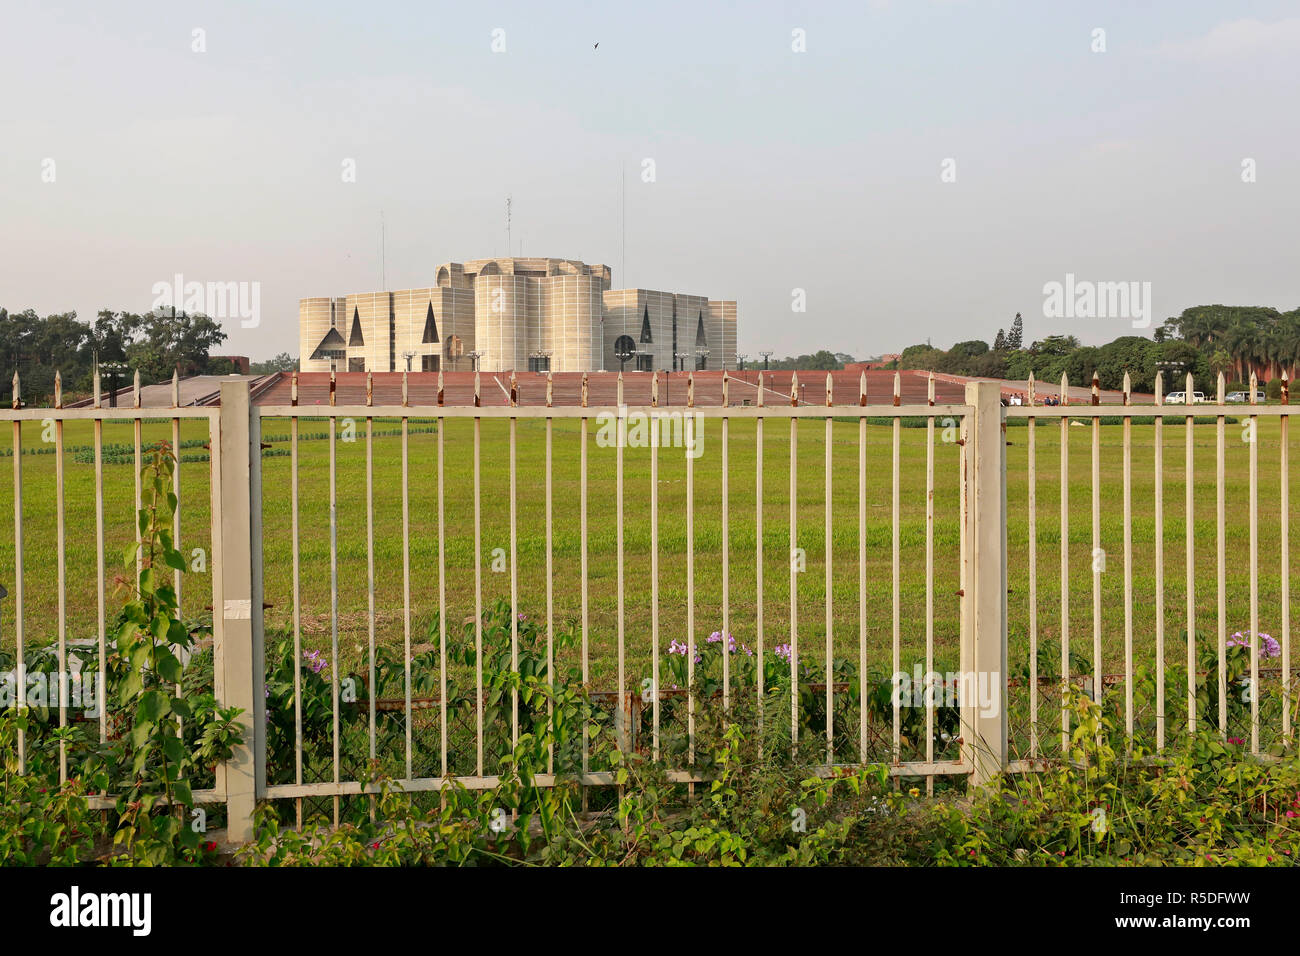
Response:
[0,307,230,404]
[895,305,1299,395]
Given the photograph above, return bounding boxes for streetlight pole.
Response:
[759,350,773,372]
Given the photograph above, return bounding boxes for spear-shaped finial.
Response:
[859,371,867,407]
[546,369,553,408]
[510,370,518,407]
[54,370,62,410]
[825,372,833,407]
[133,369,141,409]
[1060,372,1069,406]
[172,368,180,409]
[437,369,444,407]
[651,370,658,408]
[10,372,18,410]
[1027,370,1036,406]
[291,370,298,406]
[790,371,799,408]
[474,370,481,408]
[1123,370,1132,406]
[1155,370,1164,406]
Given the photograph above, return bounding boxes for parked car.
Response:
[1165,390,1206,404]
[1225,390,1267,403]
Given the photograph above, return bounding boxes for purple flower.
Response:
[1228,631,1282,659]
[304,650,327,674]
[773,644,792,661]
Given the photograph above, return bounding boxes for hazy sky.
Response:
[2,0,1298,361]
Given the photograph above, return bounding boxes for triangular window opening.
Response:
[422,302,439,344]
[639,307,653,344]
[349,307,365,347]
[310,327,346,360]
[695,312,707,348]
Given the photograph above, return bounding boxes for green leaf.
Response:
[138,689,171,723]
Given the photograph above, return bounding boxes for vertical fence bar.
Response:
[612,372,620,747]
[858,372,867,764]
[438,371,448,778]
[1060,373,1070,754]
[402,373,413,778]
[546,371,555,772]
[290,373,302,826]
[219,380,257,842]
[1091,372,1101,707]
[756,373,765,753]
[580,373,589,796]
[1216,373,1227,738]
[790,373,799,756]
[248,383,266,825]
[329,371,340,825]
[366,376,377,793]
[54,372,67,782]
[1154,373,1166,750]
[1027,372,1038,756]
[10,374,22,772]
[170,371,183,736]
[474,371,484,778]
[892,372,901,765]
[824,373,833,764]
[510,372,519,754]
[650,372,660,762]
[687,372,697,773]
[1122,372,1134,742]
[172,370,182,618]
[1185,373,1196,736]
[925,372,936,791]
[965,381,1008,785]
[94,368,107,748]
[1249,373,1259,753]
[134,370,142,580]
[723,372,731,715]
[1281,372,1291,744]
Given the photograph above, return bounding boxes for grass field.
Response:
[0,411,1295,709]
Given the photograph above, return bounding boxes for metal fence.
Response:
[0,366,1293,842]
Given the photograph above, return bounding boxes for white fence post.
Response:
[963,382,1008,785]
[217,380,262,841]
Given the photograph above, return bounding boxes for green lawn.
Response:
[0,412,1296,705]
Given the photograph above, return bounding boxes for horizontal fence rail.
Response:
[0,365,1293,840]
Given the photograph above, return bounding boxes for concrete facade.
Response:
[300,256,737,374]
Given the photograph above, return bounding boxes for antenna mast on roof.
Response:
[620,162,625,286]
[506,194,512,259]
